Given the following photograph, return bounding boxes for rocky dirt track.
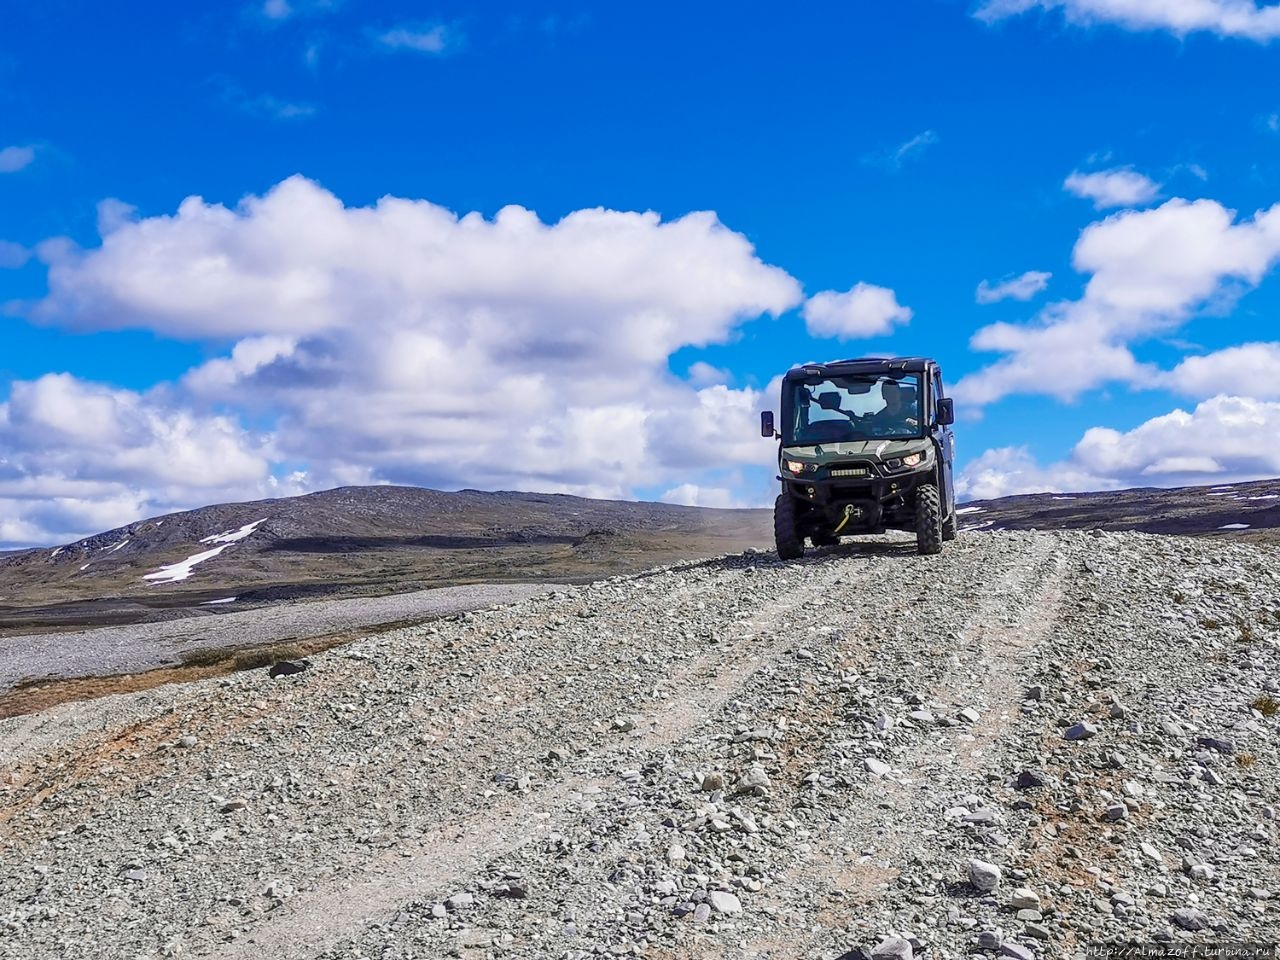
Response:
[1,530,1278,960]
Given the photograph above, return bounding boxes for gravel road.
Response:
[1,530,1277,959]
[0,583,561,693]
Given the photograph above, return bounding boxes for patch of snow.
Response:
[200,518,267,545]
[1219,523,1251,530]
[963,520,996,531]
[1206,492,1233,496]
[50,548,62,559]
[143,544,234,584]
[106,539,129,554]
[79,563,89,572]
[202,597,238,605]
[1051,496,1077,500]
[956,506,984,515]
[1245,495,1280,501]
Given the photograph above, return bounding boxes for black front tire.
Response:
[915,483,943,556]
[774,494,805,560]
[942,510,957,542]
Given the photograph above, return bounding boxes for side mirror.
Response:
[760,411,775,438]
[937,398,955,426]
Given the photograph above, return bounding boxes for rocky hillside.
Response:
[0,487,772,633]
[1,529,1277,958]
[958,476,1280,543]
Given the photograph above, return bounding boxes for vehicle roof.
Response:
[783,356,938,379]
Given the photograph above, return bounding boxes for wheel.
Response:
[774,494,805,560]
[942,509,957,542]
[915,483,943,556]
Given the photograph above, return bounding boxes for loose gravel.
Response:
[1,530,1277,960]
[0,583,561,692]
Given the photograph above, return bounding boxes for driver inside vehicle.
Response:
[866,380,919,434]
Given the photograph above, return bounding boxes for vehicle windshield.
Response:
[785,374,922,444]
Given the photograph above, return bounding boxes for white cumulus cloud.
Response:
[976,270,1052,304]
[0,374,293,546]
[9,177,804,545]
[1064,168,1161,210]
[955,197,1280,407]
[1162,342,1280,399]
[958,394,1280,499]
[803,283,912,339]
[975,0,1280,41]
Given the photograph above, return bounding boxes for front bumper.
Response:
[779,460,934,529]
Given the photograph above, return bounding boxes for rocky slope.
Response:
[1,529,1277,959]
[0,487,772,634]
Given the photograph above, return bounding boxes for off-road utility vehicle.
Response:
[760,356,957,558]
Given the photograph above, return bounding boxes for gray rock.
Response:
[1009,888,1040,910]
[701,771,725,792]
[959,707,981,724]
[976,930,1003,949]
[1064,721,1099,741]
[1014,769,1049,790]
[1172,907,1208,931]
[692,903,711,923]
[1000,942,1034,960]
[446,892,475,910]
[1196,735,1235,755]
[734,766,770,795]
[865,757,892,777]
[968,858,1001,893]
[707,891,741,915]
[871,936,913,960]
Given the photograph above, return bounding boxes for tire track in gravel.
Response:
[700,535,1074,959]
[206,558,885,960]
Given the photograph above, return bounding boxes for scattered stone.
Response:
[734,766,770,796]
[1196,735,1235,755]
[219,798,248,813]
[701,771,725,792]
[1104,803,1127,822]
[1009,888,1040,910]
[959,707,981,724]
[268,660,308,679]
[706,891,741,915]
[870,936,913,960]
[864,757,892,777]
[968,858,1001,893]
[1014,769,1049,790]
[1172,907,1208,931]
[1064,721,1099,741]
[177,734,198,748]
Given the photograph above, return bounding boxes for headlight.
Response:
[784,459,816,474]
[885,452,925,471]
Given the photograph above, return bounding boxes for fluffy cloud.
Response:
[1064,168,1161,210]
[976,270,1051,304]
[0,374,291,546]
[803,283,912,339]
[958,394,1280,499]
[10,177,805,545]
[955,446,1113,501]
[1163,342,1280,399]
[955,197,1280,406]
[975,0,1280,41]
[0,145,35,173]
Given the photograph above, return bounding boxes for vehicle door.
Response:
[933,368,955,511]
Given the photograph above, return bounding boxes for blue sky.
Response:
[2,0,1280,546]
